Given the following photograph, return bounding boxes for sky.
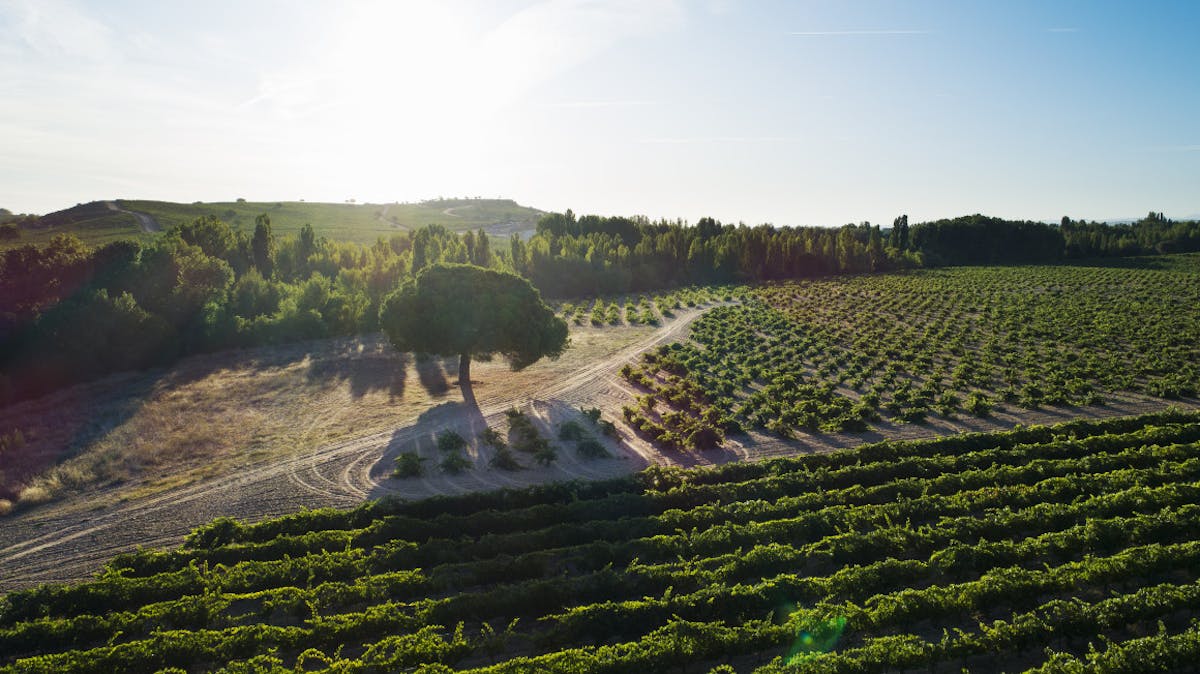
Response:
[1,0,1198,226]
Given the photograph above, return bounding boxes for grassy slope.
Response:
[3,202,148,248]
[120,198,542,243]
[2,198,543,249]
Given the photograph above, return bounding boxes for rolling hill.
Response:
[6,198,544,247]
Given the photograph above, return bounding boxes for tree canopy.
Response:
[378,264,569,403]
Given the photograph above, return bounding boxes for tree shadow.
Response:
[367,399,492,501]
[415,355,452,396]
[305,341,407,400]
[0,370,166,502]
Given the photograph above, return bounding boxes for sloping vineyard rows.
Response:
[1,410,1199,672]
[622,257,1200,448]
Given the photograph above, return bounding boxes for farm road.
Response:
[105,201,161,233]
[0,307,706,591]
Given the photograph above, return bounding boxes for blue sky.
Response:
[1,0,1197,225]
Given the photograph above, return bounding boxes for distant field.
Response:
[3,198,543,248]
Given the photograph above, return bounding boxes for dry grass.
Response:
[0,334,460,510]
[0,319,658,515]
[16,485,52,507]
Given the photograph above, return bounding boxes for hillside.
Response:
[4,198,543,248]
[7,202,145,247]
[119,198,544,243]
[1,410,1198,672]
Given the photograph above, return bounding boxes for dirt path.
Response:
[105,201,161,233]
[442,205,472,217]
[375,203,407,230]
[0,309,705,591]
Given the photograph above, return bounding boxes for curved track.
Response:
[105,201,161,233]
[0,308,708,591]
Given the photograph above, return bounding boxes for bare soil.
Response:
[0,305,1194,591]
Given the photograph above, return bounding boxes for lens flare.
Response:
[785,615,847,664]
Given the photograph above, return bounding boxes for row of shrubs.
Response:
[392,407,619,478]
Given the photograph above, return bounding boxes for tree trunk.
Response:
[459,353,477,408]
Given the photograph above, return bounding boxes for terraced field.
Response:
[1,410,1199,672]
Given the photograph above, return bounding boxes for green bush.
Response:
[440,452,471,474]
[436,430,467,452]
[533,444,558,466]
[393,452,425,478]
[479,427,506,449]
[965,391,992,417]
[558,421,587,441]
[490,446,522,471]
[576,438,610,459]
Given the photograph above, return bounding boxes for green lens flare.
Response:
[785,615,847,664]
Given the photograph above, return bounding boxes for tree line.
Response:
[0,217,480,404]
[1,209,1197,405]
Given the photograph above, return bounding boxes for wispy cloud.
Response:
[544,100,656,109]
[3,0,118,61]
[790,30,931,37]
[640,136,803,144]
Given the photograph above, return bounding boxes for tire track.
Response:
[0,308,713,590]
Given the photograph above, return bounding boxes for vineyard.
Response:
[552,285,749,329]
[2,410,1199,672]
[621,256,1200,450]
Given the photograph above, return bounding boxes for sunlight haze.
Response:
[2,0,1197,224]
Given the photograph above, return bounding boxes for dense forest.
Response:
[1,210,1198,406]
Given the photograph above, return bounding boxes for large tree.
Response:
[379,264,569,405]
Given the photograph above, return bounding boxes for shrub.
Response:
[558,421,587,441]
[936,391,961,416]
[507,407,545,452]
[533,444,558,466]
[436,430,467,452]
[490,446,522,471]
[965,392,992,417]
[515,434,549,455]
[579,407,602,424]
[598,419,620,438]
[576,437,610,459]
[686,426,723,450]
[896,407,928,424]
[480,427,506,448]
[440,452,471,474]
[393,452,425,478]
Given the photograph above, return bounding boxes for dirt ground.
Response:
[0,305,1195,591]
